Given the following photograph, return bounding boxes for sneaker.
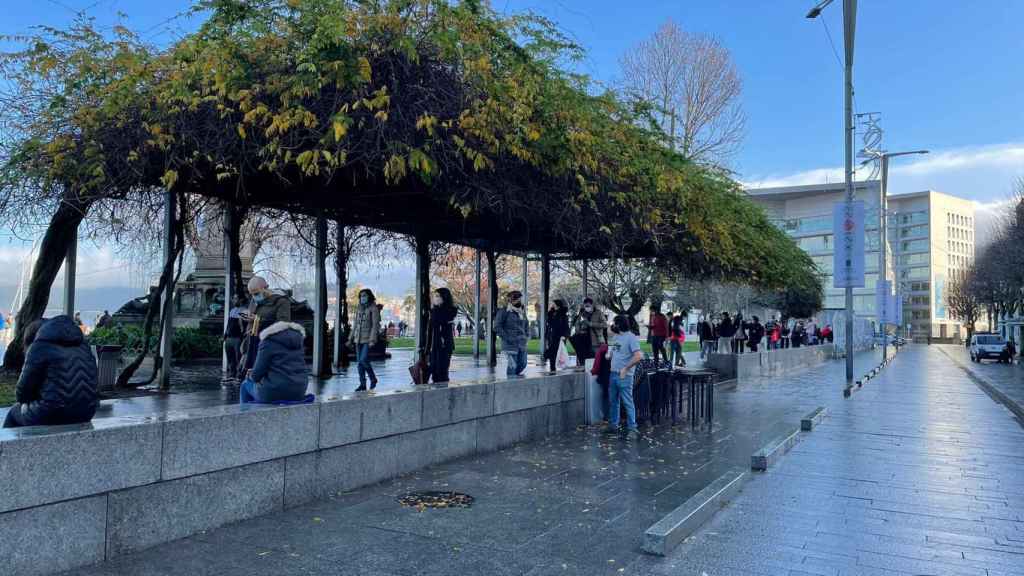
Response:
[602,426,620,435]
[626,429,640,440]
[355,384,367,392]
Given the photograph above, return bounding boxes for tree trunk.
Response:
[2,197,91,370]
[116,194,185,388]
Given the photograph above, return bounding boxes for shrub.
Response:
[88,325,221,359]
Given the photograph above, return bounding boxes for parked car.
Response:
[969,333,1009,363]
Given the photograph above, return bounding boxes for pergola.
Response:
[1,0,820,380]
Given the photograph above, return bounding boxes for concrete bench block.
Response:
[106,459,284,557]
[360,391,423,441]
[801,407,829,431]
[570,373,586,400]
[318,397,362,448]
[751,427,801,471]
[319,391,423,449]
[284,452,318,509]
[493,378,545,414]
[542,375,578,405]
[161,403,318,480]
[317,436,398,495]
[476,411,528,453]
[421,383,494,429]
[524,405,550,442]
[0,420,162,513]
[0,495,106,576]
[395,420,477,476]
[642,468,747,556]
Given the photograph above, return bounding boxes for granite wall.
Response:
[0,373,586,576]
[705,345,833,381]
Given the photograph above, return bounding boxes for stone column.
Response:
[486,251,498,367]
[63,235,77,317]
[333,223,347,369]
[312,215,328,377]
[473,249,481,360]
[222,205,235,373]
[414,235,431,360]
[540,253,550,357]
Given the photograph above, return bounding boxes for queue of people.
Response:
[696,313,832,358]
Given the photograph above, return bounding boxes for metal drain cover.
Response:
[398,491,474,509]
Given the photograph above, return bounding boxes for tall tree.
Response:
[946,265,981,340]
[620,19,745,165]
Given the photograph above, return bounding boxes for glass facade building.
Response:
[746,183,975,341]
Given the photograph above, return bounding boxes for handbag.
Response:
[555,339,570,370]
[409,358,428,385]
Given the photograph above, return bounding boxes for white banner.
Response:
[833,201,865,288]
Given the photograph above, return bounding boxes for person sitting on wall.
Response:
[240,321,308,405]
[4,315,98,428]
[240,276,292,372]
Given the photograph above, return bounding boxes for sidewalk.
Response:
[938,344,1024,422]
[637,345,1024,576]
[58,351,879,576]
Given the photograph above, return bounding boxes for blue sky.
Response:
[2,0,1022,298]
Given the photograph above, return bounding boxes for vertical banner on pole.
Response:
[874,279,891,326]
[833,201,866,289]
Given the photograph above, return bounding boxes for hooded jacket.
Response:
[250,322,308,402]
[15,315,98,425]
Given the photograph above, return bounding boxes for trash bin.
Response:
[95,345,123,392]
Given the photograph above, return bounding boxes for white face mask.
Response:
[431,295,442,306]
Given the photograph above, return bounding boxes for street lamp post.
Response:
[807,0,857,385]
[864,149,929,363]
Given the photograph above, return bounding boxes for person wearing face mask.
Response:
[495,290,529,377]
[426,288,458,384]
[349,288,381,391]
[604,314,642,438]
[239,276,292,373]
[543,299,571,373]
[572,297,607,366]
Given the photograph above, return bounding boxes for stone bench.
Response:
[705,345,833,381]
[0,373,586,576]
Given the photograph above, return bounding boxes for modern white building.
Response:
[887,190,975,341]
[746,182,975,341]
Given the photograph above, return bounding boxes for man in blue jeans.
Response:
[495,290,529,377]
[605,314,643,438]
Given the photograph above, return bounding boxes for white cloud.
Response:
[742,142,1024,203]
[0,242,136,290]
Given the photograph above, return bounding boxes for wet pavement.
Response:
[57,349,887,576]
[938,344,1024,420]
[634,345,1024,576]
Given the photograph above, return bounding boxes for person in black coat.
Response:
[427,288,458,384]
[241,321,308,404]
[4,315,98,428]
[543,299,571,372]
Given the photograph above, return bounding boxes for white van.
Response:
[969,333,1008,363]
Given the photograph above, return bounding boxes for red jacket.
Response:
[649,314,669,338]
[591,344,609,376]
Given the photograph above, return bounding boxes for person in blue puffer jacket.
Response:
[240,321,308,405]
